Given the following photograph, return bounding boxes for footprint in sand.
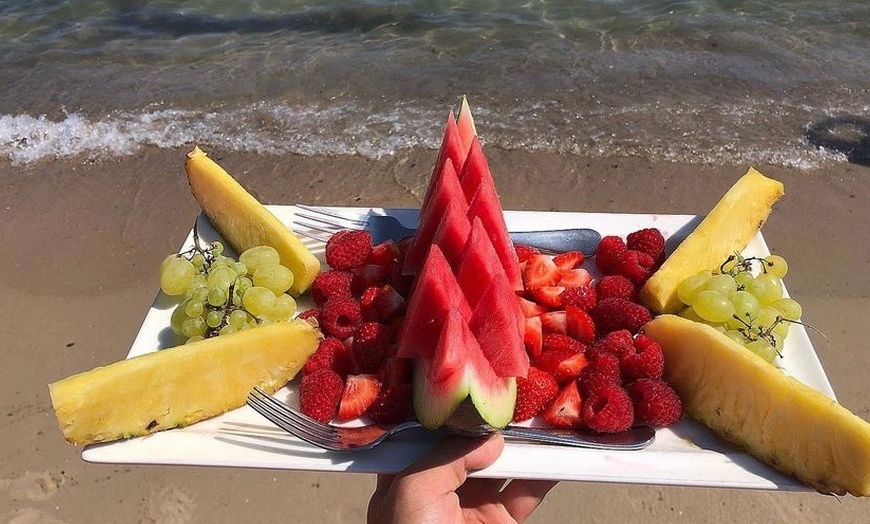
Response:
[0,471,68,502]
[146,486,194,524]
[4,508,69,524]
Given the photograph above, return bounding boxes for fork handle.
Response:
[501,424,655,450]
[509,229,602,256]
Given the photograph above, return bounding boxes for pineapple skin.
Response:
[49,320,321,445]
[185,146,320,296]
[639,168,784,314]
[644,315,870,496]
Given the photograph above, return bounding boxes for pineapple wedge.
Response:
[639,168,784,313]
[185,146,320,296]
[49,320,321,445]
[644,315,870,496]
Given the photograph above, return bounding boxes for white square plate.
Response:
[82,207,833,490]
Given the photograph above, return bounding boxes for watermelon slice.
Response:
[467,179,523,291]
[419,110,465,216]
[457,96,478,157]
[468,273,529,378]
[457,136,490,203]
[397,245,471,359]
[456,217,505,308]
[413,307,517,430]
[432,198,472,271]
[402,160,466,275]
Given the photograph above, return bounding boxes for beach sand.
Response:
[2,147,869,523]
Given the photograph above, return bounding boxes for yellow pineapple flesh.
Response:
[639,168,784,314]
[644,314,870,496]
[184,146,320,296]
[49,320,321,445]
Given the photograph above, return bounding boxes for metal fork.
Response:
[293,204,602,255]
[246,387,655,452]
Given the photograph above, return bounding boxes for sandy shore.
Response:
[2,146,869,523]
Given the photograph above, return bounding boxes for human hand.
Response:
[367,432,557,523]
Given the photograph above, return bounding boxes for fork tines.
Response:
[246,387,341,450]
[292,205,365,243]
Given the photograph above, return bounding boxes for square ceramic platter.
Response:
[83,206,834,491]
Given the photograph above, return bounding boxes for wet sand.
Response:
[2,146,869,522]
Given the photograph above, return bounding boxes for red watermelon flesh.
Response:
[397,245,471,359]
[420,110,465,215]
[457,96,477,157]
[402,159,465,275]
[456,216,504,309]
[432,198,472,272]
[467,179,523,291]
[468,272,529,378]
[457,136,491,203]
[413,307,517,430]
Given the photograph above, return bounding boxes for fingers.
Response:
[498,479,559,523]
[397,432,505,495]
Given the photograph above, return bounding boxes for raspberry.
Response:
[319,298,363,339]
[367,384,412,424]
[560,285,597,311]
[620,334,664,381]
[299,369,344,423]
[616,250,656,286]
[325,230,372,270]
[311,270,354,307]
[303,337,344,375]
[594,275,636,302]
[595,236,627,274]
[351,322,391,373]
[590,329,635,359]
[513,367,559,422]
[626,228,666,265]
[582,384,634,433]
[626,379,682,427]
[591,297,652,335]
[297,307,321,322]
[541,333,584,354]
[579,351,621,395]
[514,243,541,263]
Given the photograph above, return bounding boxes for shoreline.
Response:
[2,147,869,522]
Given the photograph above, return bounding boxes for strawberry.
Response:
[522,254,560,289]
[513,367,559,422]
[311,270,354,307]
[359,286,381,322]
[616,250,656,286]
[297,307,321,322]
[319,298,363,339]
[552,251,584,271]
[590,297,652,335]
[368,240,401,267]
[626,378,682,427]
[590,329,635,359]
[325,229,372,270]
[374,285,407,321]
[524,316,544,359]
[351,264,390,295]
[517,296,548,318]
[514,243,541,263]
[536,344,587,384]
[595,236,627,274]
[351,322,391,373]
[367,384,412,424]
[379,356,412,389]
[620,334,664,381]
[594,275,636,302]
[558,268,592,288]
[337,374,383,422]
[566,305,596,344]
[299,369,344,423]
[560,285,597,311]
[626,228,666,265]
[387,259,414,298]
[540,310,567,334]
[542,381,583,428]
[529,286,566,309]
[541,333,584,354]
[582,384,634,433]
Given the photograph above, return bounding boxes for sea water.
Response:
[2,0,869,168]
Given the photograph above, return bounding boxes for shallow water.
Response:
[2,0,869,167]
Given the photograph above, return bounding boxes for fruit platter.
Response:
[49,99,870,496]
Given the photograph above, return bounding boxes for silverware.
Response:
[293,204,601,255]
[246,387,655,452]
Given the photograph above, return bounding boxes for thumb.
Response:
[395,432,505,495]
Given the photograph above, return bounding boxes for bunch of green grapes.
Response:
[676,253,802,363]
[159,234,297,344]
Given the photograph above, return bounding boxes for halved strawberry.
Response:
[359,286,380,322]
[337,374,382,422]
[524,316,544,359]
[529,286,566,309]
[522,254,560,289]
[566,305,596,343]
[374,285,407,321]
[542,381,583,428]
[558,268,592,288]
[368,240,401,267]
[517,296,548,318]
[514,244,541,263]
[552,251,584,271]
[540,310,567,334]
[351,264,390,295]
[553,350,589,383]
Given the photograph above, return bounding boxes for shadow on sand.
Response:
[805,116,870,166]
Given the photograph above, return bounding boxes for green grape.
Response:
[677,273,710,306]
[727,290,759,329]
[240,246,280,273]
[219,324,237,336]
[243,286,277,318]
[229,309,249,330]
[160,254,176,274]
[755,305,781,332]
[693,290,735,324]
[160,256,195,295]
[773,322,791,345]
[724,329,748,345]
[190,273,207,290]
[772,297,802,321]
[186,335,204,344]
[746,339,778,362]
[253,264,295,295]
[678,306,706,323]
[184,300,204,318]
[703,274,737,295]
[182,316,207,338]
[746,273,784,304]
[235,276,253,296]
[233,261,248,276]
[191,252,206,269]
[764,254,789,278]
[734,271,753,289]
[207,265,237,291]
[170,300,190,335]
[191,286,209,304]
[267,294,298,321]
[206,310,224,328]
[207,287,228,307]
[211,241,224,256]
[211,254,233,268]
